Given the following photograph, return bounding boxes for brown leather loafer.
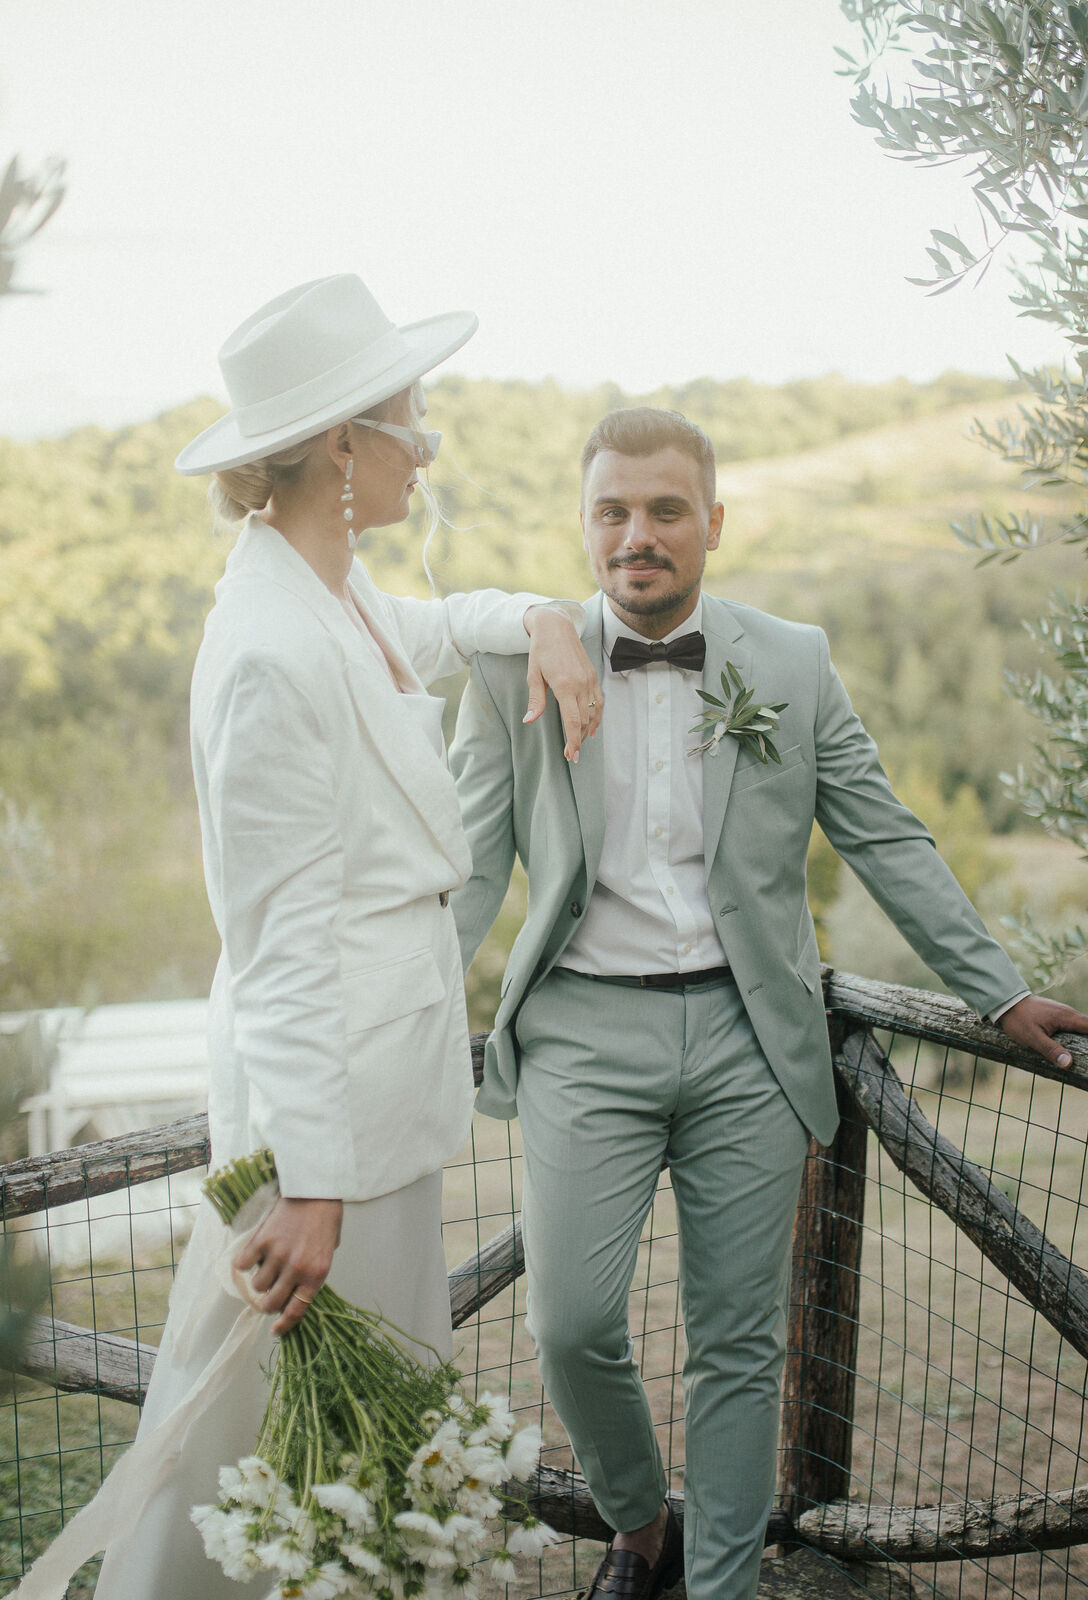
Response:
[579,1503,684,1600]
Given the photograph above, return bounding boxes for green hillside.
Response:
[0,373,1081,1012]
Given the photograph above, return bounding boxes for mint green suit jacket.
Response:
[450,591,1025,1144]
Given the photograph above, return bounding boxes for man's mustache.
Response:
[609,555,675,572]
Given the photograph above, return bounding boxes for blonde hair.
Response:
[210,436,320,523]
[209,387,418,525]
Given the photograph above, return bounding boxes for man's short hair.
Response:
[581,407,717,507]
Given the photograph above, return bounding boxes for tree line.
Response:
[0,369,1078,1014]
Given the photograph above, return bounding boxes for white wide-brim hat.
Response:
[175,273,477,476]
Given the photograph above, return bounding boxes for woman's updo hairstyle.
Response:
[210,435,322,524]
[209,388,414,525]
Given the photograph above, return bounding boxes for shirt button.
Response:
[682,943,692,955]
[655,693,665,704]
[654,826,663,837]
[655,760,665,772]
[666,886,676,896]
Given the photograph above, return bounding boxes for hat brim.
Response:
[174,309,477,476]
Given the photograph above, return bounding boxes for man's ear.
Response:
[706,501,725,552]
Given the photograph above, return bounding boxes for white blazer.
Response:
[190,515,558,1202]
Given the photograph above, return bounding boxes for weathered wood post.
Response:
[778,1022,868,1525]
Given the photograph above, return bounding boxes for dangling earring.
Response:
[341,457,356,551]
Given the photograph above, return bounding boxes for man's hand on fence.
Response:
[997,995,1088,1071]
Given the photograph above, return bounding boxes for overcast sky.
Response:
[0,0,1068,438]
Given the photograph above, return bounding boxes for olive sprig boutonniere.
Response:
[688,661,789,764]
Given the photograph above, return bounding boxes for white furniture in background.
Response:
[18,999,210,1158]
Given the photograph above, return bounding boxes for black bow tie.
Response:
[609,630,706,674]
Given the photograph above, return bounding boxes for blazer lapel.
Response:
[229,517,469,874]
[342,656,470,871]
[700,597,751,872]
[344,564,426,694]
[568,593,607,886]
[341,584,469,870]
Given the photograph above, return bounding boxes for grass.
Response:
[4,1043,1088,1598]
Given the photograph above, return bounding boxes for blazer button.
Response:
[570,900,583,918]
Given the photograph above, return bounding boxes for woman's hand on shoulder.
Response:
[522,606,602,762]
[234,1194,344,1336]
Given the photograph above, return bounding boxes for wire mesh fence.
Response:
[0,1113,685,1599]
[827,1025,1088,1600]
[2,975,1088,1600]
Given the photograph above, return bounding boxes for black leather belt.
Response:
[579,964,733,990]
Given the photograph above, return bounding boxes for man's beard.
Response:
[604,559,702,618]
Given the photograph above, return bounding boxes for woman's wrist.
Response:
[523,599,585,636]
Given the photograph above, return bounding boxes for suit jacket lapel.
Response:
[700,596,751,873]
[344,564,426,694]
[341,655,470,871]
[341,582,469,869]
[229,517,469,873]
[568,593,606,886]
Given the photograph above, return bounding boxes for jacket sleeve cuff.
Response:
[987,988,1031,1024]
[522,598,586,634]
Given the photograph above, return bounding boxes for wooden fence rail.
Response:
[4,969,1088,1572]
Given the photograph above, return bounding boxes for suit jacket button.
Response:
[570,900,583,918]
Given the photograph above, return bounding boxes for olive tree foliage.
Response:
[840,0,1088,985]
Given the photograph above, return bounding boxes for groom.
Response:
[450,407,1088,1600]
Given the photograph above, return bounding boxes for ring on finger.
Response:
[587,698,598,709]
[291,1291,313,1305]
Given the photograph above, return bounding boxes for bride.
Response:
[17,272,600,1600]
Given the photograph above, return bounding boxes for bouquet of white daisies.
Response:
[192,1150,557,1600]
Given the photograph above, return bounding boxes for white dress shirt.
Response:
[561,597,728,977]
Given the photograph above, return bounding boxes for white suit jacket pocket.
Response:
[344,948,447,1034]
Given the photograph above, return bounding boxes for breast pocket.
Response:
[343,947,447,1034]
[729,743,806,796]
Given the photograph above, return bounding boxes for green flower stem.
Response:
[202,1147,481,1544]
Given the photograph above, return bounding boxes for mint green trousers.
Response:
[514,968,810,1600]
